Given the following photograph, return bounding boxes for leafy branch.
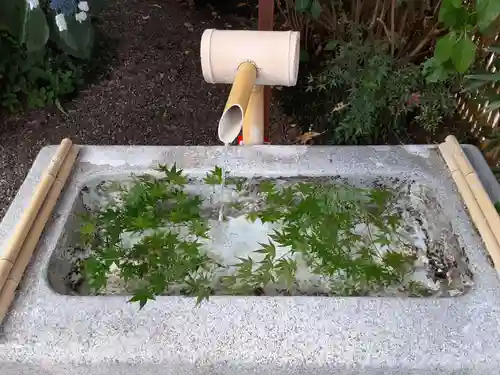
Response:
[424,0,500,82]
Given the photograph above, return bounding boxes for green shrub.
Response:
[283,41,457,145]
[275,0,500,144]
[0,31,84,111]
[425,0,500,82]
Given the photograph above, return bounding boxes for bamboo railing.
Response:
[0,139,79,324]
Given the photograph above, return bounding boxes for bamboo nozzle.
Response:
[218,62,258,144]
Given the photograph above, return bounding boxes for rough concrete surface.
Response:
[1,144,500,375]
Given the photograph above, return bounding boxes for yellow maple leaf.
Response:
[296,131,325,145]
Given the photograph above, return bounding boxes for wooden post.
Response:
[258,0,275,142]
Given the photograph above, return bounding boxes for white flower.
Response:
[55,13,67,32]
[75,11,87,23]
[78,1,89,12]
[26,0,39,10]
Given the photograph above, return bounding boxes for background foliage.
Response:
[285,39,457,144]
[277,0,500,145]
[0,0,106,112]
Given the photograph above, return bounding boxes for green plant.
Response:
[224,178,417,296]
[276,1,468,145]
[0,30,84,111]
[285,41,456,144]
[0,0,109,112]
[424,0,500,82]
[279,0,500,79]
[80,165,217,308]
[78,164,433,308]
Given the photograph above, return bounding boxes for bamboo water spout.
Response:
[200,29,300,145]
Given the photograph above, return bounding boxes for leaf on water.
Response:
[80,161,416,307]
[246,211,259,223]
[157,163,188,185]
[276,258,297,289]
[204,166,223,185]
[259,180,275,194]
[129,290,156,310]
[255,240,277,260]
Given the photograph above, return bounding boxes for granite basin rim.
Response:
[1,145,500,375]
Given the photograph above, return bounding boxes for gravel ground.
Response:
[0,0,292,220]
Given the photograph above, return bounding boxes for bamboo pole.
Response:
[439,141,500,270]
[242,85,265,145]
[445,135,475,177]
[218,62,258,144]
[445,135,500,249]
[0,145,80,324]
[0,138,72,292]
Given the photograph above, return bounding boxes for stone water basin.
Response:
[1,145,500,375]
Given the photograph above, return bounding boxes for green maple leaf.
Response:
[157,163,188,185]
[129,289,156,309]
[204,166,223,185]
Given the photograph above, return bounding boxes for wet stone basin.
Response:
[49,175,473,299]
[1,145,500,375]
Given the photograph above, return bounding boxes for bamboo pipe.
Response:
[0,145,80,324]
[439,142,500,270]
[218,62,258,144]
[0,138,72,292]
[445,135,500,249]
[242,84,265,145]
